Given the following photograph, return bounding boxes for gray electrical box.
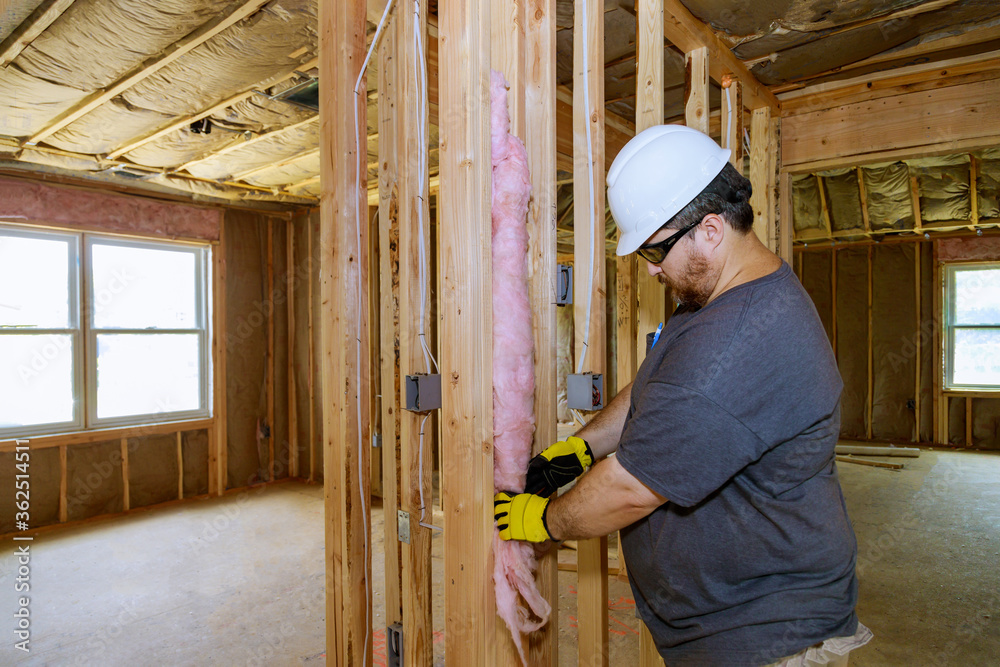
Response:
[556,264,573,305]
[387,622,403,667]
[567,373,604,410]
[405,373,441,412]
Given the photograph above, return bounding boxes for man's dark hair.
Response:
[664,162,754,234]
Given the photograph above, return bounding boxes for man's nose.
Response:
[646,260,661,277]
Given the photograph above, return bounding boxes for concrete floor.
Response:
[0,449,997,665]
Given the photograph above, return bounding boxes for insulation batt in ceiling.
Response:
[908,154,971,223]
[818,167,864,233]
[186,118,319,181]
[862,161,914,230]
[792,174,824,234]
[0,65,89,136]
[977,149,1000,219]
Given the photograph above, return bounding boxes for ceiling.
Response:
[0,0,998,210]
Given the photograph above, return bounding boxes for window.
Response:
[944,262,1000,390]
[0,226,210,437]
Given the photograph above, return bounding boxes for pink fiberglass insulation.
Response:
[490,69,551,665]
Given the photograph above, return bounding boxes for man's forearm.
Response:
[575,381,632,459]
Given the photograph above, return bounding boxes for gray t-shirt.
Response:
[617,261,859,666]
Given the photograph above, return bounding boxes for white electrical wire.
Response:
[575,0,597,377]
[353,1,395,663]
[725,85,733,143]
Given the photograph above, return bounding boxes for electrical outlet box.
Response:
[387,623,403,667]
[556,264,573,305]
[405,373,441,412]
[567,373,604,410]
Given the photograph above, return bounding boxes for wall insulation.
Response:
[798,238,1000,449]
[128,434,180,510]
[0,447,59,534]
[182,429,210,497]
[66,440,124,521]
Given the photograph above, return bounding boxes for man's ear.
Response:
[698,214,726,252]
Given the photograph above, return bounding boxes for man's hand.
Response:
[494,491,553,542]
[524,436,595,497]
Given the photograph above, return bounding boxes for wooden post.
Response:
[857,167,871,233]
[177,432,184,500]
[831,248,838,359]
[319,0,371,663]
[684,47,710,135]
[267,218,275,481]
[59,445,68,522]
[641,625,664,666]
[970,156,980,228]
[750,108,777,249]
[910,174,923,233]
[915,247,922,441]
[816,175,832,237]
[438,0,497,662]
[120,438,130,511]
[287,222,299,478]
[575,0,609,662]
[525,0,560,661]
[377,6,403,641]
[866,245,874,440]
[779,171,794,262]
[398,0,433,662]
[932,242,942,443]
[211,221,228,496]
[308,217,316,482]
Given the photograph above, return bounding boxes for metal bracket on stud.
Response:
[397,510,410,544]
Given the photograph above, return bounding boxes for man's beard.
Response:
[659,250,716,309]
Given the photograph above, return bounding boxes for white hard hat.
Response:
[608,125,731,256]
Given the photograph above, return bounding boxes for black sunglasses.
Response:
[636,218,702,264]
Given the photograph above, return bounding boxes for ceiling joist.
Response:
[173,114,318,174]
[27,0,273,147]
[0,0,76,69]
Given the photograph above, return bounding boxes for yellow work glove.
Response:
[524,435,594,497]
[494,491,552,543]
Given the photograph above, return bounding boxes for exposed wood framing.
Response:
[267,218,275,481]
[866,245,874,440]
[970,155,980,227]
[175,115,318,174]
[287,221,298,477]
[0,419,215,453]
[684,47,710,135]
[966,397,973,447]
[177,432,184,500]
[831,248,838,358]
[932,243,943,443]
[779,170,793,262]
[721,79,744,167]
[307,218,316,482]
[397,0,433,662]
[319,0,370,663]
[910,174,924,232]
[750,108,777,249]
[575,0,609,661]
[0,0,76,69]
[58,445,68,522]
[857,167,871,233]
[662,0,779,111]
[641,624,664,667]
[211,221,227,496]
[376,9,403,638]
[524,0,560,660]
[106,56,319,160]
[915,247,922,441]
[26,0,272,146]
[438,0,497,661]
[816,175,832,237]
[120,438,130,511]
[234,148,320,182]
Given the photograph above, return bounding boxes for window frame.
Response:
[943,260,1000,392]
[0,224,211,438]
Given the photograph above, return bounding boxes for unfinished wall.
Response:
[798,238,1000,449]
[0,447,60,534]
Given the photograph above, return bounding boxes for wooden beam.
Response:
[915,245,922,441]
[177,432,184,500]
[287,220,298,478]
[438,0,497,662]
[26,0,272,146]
[397,0,434,663]
[910,174,924,232]
[831,248,838,358]
[212,221,228,496]
[0,419,215,453]
[778,170,794,262]
[0,0,76,69]
[106,56,319,160]
[721,79,744,167]
[932,242,943,443]
[59,445,68,523]
[575,0,609,662]
[750,108,776,248]
[377,8,403,637]
[120,438,130,511]
[319,0,370,663]
[866,245,874,440]
[640,624,664,667]
[174,115,318,174]
[684,47,710,135]
[267,218,275,481]
[525,0,560,661]
[555,85,636,172]
[307,216,316,482]
[857,167,871,233]
[662,0,779,111]
[815,175,832,236]
[970,155,980,227]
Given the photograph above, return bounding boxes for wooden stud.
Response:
[59,445,68,523]
[910,174,923,232]
[831,248,838,359]
[915,246,922,441]
[377,8,403,635]
[722,79,744,168]
[287,220,299,478]
[106,56,318,160]
[750,108,777,248]
[640,623,664,667]
[307,218,316,482]
[966,397,973,448]
[525,0,560,661]
[779,171,794,262]
[368,207,382,499]
[397,0,433,662]
[0,419,215,453]
[662,0,780,111]
[438,0,497,661]
[267,218,275,482]
[684,47,710,135]
[857,167,871,233]
[319,0,371,663]
[26,0,272,145]
[575,0,609,661]
[177,431,184,500]
[636,0,665,133]
[120,438,130,511]
[932,242,942,443]
[867,245,874,441]
[970,155,980,228]
[211,220,228,496]
[0,0,76,68]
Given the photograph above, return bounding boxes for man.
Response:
[494,126,870,666]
